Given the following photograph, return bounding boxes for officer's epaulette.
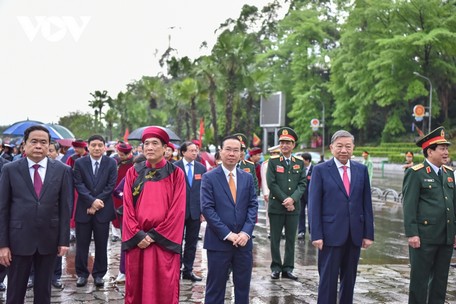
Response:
[244,159,254,165]
[293,155,303,161]
[270,155,280,159]
[443,165,454,172]
[411,163,424,171]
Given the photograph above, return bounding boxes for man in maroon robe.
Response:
[122,127,186,304]
[111,142,133,284]
[66,139,88,242]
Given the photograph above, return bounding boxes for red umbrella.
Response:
[56,139,75,147]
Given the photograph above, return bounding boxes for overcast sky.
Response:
[0,0,284,126]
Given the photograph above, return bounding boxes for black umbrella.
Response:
[128,126,181,143]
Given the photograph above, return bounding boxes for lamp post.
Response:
[320,101,325,157]
[413,72,433,133]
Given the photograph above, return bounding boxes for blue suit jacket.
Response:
[0,157,73,255]
[174,159,207,220]
[201,166,258,251]
[308,158,374,247]
[73,155,117,223]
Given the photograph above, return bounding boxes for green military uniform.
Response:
[402,127,456,304]
[238,159,259,196]
[233,133,259,196]
[266,127,306,275]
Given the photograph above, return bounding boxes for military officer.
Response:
[267,127,306,280]
[403,126,456,304]
[234,133,259,196]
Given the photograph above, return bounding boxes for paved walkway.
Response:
[3,203,456,303]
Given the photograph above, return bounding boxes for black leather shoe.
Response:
[182,272,202,282]
[51,279,63,289]
[27,278,34,289]
[282,271,298,280]
[94,277,104,287]
[0,282,6,292]
[76,277,87,287]
[297,232,305,240]
[271,271,280,279]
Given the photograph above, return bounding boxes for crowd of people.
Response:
[0,124,455,304]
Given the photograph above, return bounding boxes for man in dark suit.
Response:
[0,157,9,292]
[73,134,117,288]
[174,141,207,282]
[201,135,258,304]
[308,129,374,304]
[0,125,73,303]
[403,127,456,304]
[298,152,313,240]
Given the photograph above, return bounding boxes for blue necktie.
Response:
[187,163,193,187]
[94,161,99,177]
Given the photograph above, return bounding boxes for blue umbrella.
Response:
[3,120,63,140]
[2,120,44,136]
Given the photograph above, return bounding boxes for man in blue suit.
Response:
[201,135,258,304]
[73,134,117,288]
[308,130,374,304]
[0,125,73,303]
[174,141,207,281]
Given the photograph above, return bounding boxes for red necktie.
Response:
[342,165,350,195]
[33,164,43,197]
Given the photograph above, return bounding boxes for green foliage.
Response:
[62,0,456,147]
[58,111,98,140]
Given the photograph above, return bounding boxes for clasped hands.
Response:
[227,232,249,247]
[137,234,155,249]
[87,199,104,215]
[282,197,295,212]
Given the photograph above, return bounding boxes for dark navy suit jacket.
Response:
[308,158,374,247]
[174,159,207,220]
[73,155,117,223]
[0,157,73,255]
[201,165,258,251]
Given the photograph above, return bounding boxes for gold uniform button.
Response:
[289,187,292,190]
[429,185,432,189]
[288,179,291,182]
[424,220,428,224]
[447,208,450,211]
[448,220,451,223]
[445,197,448,200]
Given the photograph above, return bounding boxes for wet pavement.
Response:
[3,163,456,303]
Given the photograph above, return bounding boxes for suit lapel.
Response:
[19,158,37,198]
[216,166,236,205]
[39,158,54,198]
[328,159,349,197]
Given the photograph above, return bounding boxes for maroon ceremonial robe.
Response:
[122,158,186,304]
[112,155,133,228]
[66,152,88,229]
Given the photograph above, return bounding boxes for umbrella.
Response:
[45,124,75,139]
[128,126,181,143]
[2,120,64,140]
[56,139,75,147]
[3,120,44,136]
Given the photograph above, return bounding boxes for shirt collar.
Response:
[425,159,441,175]
[183,159,194,167]
[334,157,350,169]
[221,164,236,177]
[90,156,102,165]
[27,157,48,169]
